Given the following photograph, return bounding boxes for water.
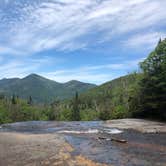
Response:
[0,121,123,134]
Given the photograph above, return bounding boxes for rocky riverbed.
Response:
[0,119,166,166]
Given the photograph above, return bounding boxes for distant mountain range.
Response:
[0,74,96,103]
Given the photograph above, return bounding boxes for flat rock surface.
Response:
[105,118,166,133]
[0,119,166,166]
[0,132,104,166]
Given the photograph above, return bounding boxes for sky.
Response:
[0,0,166,84]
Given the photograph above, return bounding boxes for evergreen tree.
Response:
[72,92,80,121]
[139,38,166,120]
[11,94,17,104]
[28,96,33,105]
[0,94,5,100]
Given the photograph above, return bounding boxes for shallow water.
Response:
[0,121,123,134]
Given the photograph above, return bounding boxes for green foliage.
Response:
[137,38,166,120]
[0,97,50,124]
[80,109,99,121]
[77,73,139,120]
[27,96,33,105]
[98,101,111,120]
[11,95,17,104]
[111,105,129,119]
[0,100,12,124]
[71,92,80,121]
[59,109,72,121]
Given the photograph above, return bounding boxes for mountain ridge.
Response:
[0,74,96,103]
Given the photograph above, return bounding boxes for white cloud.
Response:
[0,0,165,84]
[0,56,60,78]
[39,59,141,84]
[0,0,166,55]
[124,32,166,49]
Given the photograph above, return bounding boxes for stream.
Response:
[0,121,122,134]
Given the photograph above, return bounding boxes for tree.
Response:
[0,94,5,100]
[72,92,80,121]
[49,100,61,120]
[139,38,166,120]
[11,94,17,104]
[27,96,33,105]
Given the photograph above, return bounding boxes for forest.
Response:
[0,38,166,124]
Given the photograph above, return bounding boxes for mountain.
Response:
[80,73,139,99]
[0,74,96,103]
[76,73,141,120]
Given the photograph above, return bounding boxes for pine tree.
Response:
[72,92,80,121]
[158,38,162,44]
[139,38,166,120]
[11,94,17,104]
[27,96,33,105]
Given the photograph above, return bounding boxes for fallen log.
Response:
[98,136,127,143]
[111,138,127,143]
[98,137,111,141]
[98,137,107,139]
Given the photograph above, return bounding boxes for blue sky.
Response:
[0,0,166,84]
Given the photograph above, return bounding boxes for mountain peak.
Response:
[22,74,48,81]
[64,80,96,89]
[24,73,42,78]
[65,80,82,84]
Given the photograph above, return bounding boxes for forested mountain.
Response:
[0,74,96,103]
[76,73,141,120]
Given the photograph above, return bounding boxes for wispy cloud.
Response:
[0,0,165,84]
[40,59,141,84]
[44,72,113,85]
[124,32,166,49]
[0,56,60,78]
[0,0,166,55]
[0,46,24,56]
